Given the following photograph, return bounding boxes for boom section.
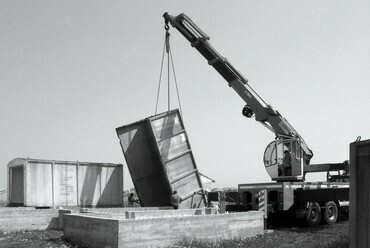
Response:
[163,12,312,158]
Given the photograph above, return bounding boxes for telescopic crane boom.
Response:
[163,12,313,181]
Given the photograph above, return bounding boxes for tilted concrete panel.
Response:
[116,109,206,209]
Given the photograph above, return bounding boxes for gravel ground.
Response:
[0,220,348,248]
[175,219,348,248]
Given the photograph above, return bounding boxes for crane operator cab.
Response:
[264,137,309,181]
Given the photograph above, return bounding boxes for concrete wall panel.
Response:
[119,211,263,247]
[64,214,119,248]
[350,139,370,248]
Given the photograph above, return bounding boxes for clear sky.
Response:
[1,1,369,192]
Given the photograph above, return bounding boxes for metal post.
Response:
[258,189,268,229]
[218,191,226,214]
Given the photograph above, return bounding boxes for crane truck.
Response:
[163,12,349,226]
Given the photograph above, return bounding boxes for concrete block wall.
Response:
[0,208,59,231]
[63,211,264,248]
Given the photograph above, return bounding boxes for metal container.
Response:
[116,109,205,208]
[7,158,123,207]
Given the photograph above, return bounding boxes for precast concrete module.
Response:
[116,109,206,209]
[7,158,123,207]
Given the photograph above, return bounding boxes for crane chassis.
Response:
[163,12,349,226]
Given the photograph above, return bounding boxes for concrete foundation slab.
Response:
[64,211,264,248]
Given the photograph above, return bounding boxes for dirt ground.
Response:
[0,219,348,248]
[0,229,79,248]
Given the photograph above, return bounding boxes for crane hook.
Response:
[165,21,169,31]
[165,21,170,53]
[165,30,170,53]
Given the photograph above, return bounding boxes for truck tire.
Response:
[307,202,321,227]
[323,201,338,225]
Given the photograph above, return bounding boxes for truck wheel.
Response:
[307,202,321,227]
[323,201,338,225]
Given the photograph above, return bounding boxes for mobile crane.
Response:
[163,12,349,226]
